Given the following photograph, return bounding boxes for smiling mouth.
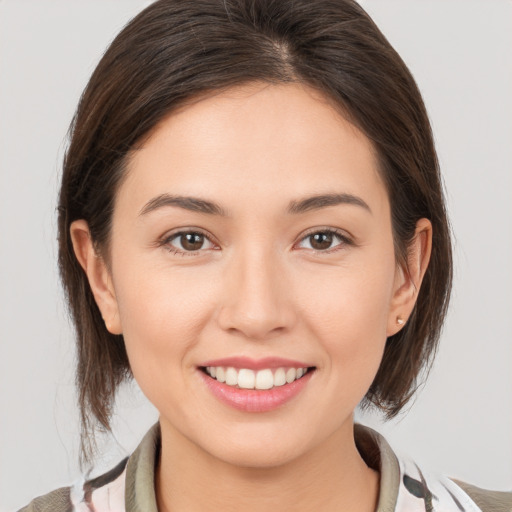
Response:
[200,366,316,390]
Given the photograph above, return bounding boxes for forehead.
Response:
[120,82,387,215]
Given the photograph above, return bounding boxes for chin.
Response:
[213,441,306,470]
[198,423,320,470]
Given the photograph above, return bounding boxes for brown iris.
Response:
[180,233,205,251]
[309,232,334,250]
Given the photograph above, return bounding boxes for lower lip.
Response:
[199,369,314,412]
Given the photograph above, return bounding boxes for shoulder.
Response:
[17,486,72,512]
[452,479,512,512]
[397,449,512,512]
[354,424,512,512]
[17,457,128,512]
[17,423,160,512]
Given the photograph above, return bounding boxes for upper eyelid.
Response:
[163,228,215,243]
[300,227,345,237]
[297,227,352,242]
[159,228,218,253]
[296,228,351,249]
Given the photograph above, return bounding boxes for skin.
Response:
[71,82,431,512]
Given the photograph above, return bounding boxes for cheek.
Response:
[112,259,217,382]
[300,257,395,334]
[296,253,395,378]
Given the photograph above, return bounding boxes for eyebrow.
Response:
[139,194,229,217]
[287,193,371,215]
[139,192,371,217]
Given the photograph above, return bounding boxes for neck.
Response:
[156,418,379,512]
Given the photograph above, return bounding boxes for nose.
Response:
[216,246,296,340]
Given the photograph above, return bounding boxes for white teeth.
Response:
[238,369,255,389]
[225,367,238,386]
[285,368,297,383]
[255,369,273,390]
[273,367,286,387]
[204,366,310,389]
[216,367,226,383]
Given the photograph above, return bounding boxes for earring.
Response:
[396,316,405,326]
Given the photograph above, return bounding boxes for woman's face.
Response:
[86,82,412,467]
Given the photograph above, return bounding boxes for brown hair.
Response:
[58,0,452,463]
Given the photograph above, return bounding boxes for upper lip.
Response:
[200,356,314,371]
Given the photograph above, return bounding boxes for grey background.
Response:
[1,1,511,510]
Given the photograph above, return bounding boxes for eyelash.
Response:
[160,229,217,257]
[160,227,353,257]
[297,227,353,253]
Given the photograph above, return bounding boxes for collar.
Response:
[124,422,401,512]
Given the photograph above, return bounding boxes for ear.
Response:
[387,218,432,336]
[70,220,122,335]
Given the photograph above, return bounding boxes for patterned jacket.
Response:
[18,423,512,512]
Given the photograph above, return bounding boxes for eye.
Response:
[164,230,216,254]
[297,229,350,252]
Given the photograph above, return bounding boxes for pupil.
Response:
[311,232,332,250]
[181,233,203,250]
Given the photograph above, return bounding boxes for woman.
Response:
[17,0,511,511]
